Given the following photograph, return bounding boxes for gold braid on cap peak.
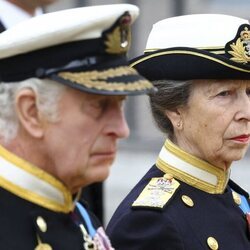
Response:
[58,66,152,91]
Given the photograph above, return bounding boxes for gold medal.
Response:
[35,243,53,250]
[35,233,53,250]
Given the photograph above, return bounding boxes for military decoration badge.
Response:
[35,243,52,250]
[232,191,250,237]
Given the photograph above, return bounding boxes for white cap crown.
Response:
[145,14,249,50]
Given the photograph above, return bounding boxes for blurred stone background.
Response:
[47,0,250,224]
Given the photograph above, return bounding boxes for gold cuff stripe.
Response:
[58,66,153,91]
[130,50,250,73]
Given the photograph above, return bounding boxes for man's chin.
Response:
[92,167,111,182]
[85,165,112,184]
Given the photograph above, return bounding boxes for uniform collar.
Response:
[156,139,230,194]
[0,145,74,213]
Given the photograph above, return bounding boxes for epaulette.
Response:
[132,174,180,209]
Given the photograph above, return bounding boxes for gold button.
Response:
[207,236,219,250]
[232,191,241,205]
[36,216,47,233]
[181,195,194,207]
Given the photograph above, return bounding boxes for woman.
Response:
[107,14,250,249]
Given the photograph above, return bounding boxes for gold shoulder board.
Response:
[132,174,180,209]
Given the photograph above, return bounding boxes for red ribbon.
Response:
[246,212,250,234]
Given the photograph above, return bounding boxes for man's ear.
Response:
[15,89,45,138]
[165,108,183,130]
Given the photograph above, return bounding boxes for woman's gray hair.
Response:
[149,80,193,138]
[0,78,66,143]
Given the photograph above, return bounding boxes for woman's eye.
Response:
[217,90,231,97]
[246,88,250,96]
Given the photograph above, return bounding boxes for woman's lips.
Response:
[230,134,250,143]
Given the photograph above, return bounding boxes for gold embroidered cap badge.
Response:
[227,25,250,64]
[104,12,132,54]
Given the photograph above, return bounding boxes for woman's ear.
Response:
[15,89,45,138]
[165,108,183,130]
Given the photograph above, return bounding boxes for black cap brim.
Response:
[130,47,250,81]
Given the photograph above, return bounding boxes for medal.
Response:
[35,243,52,250]
[35,233,53,250]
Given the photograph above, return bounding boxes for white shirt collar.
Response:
[0,144,73,213]
[156,139,230,194]
[0,0,42,29]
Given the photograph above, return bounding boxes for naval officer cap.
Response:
[130,14,250,80]
[0,4,155,95]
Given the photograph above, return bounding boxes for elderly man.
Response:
[0,4,154,249]
[0,0,106,226]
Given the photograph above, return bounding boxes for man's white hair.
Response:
[0,78,66,143]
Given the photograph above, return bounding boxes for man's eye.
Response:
[91,99,108,110]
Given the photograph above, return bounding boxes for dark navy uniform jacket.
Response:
[0,187,100,249]
[0,145,113,250]
[107,140,250,250]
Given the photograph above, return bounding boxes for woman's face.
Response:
[176,80,250,170]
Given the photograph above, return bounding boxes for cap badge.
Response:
[227,25,250,64]
[104,12,132,54]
